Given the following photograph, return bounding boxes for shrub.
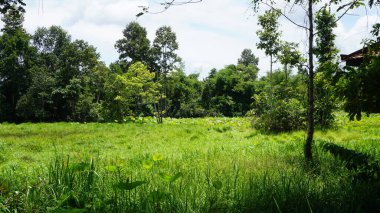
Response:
[253,98,306,133]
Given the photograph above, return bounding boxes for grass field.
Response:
[1,115,380,212]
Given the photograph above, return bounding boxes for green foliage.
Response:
[0,0,25,14]
[166,70,205,118]
[0,8,35,122]
[1,115,380,211]
[314,8,339,128]
[151,26,179,76]
[314,71,337,128]
[315,8,338,65]
[253,33,306,133]
[115,22,151,68]
[0,3,23,33]
[151,26,180,123]
[256,9,281,58]
[253,98,306,133]
[237,48,259,66]
[337,24,380,121]
[202,63,258,116]
[10,25,108,122]
[278,41,304,80]
[103,62,159,122]
[16,67,56,120]
[252,71,307,133]
[251,0,369,161]
[338,55,380,121]
[1,20,269,122]
[256,8,282,112]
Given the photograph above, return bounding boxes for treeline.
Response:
[0,6,379,131]
[0,8,264,123]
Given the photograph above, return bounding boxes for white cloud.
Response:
[1,0,378,78]
[336,15,379,55]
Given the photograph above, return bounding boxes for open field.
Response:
[1,115,380,212]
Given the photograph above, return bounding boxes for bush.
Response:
[253,98,306,133]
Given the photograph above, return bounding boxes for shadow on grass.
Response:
[321,141,380,181]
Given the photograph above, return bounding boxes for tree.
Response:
[201,63,258,116]
[0,0,25,14]
[0,7,35,122]
[338,23,380,120]
[166,70,205,117]
[103,62,159,122]
[151,26,179,123]
[314,8,339,128]
[315,9,338,65]
[16,66,55,121]
[152,26,179,76]
[256,9,281,108]
[238,49,259,67]
[369,0,380,7]
[278,42,303,83]
[124,62,160,118]
[252,41,305,133]
[23,26,103,122]
[252,67,307,133]
[115,22,151,69]
[252,0,368,161]
[137,0,203,16]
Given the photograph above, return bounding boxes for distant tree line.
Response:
[0,4,379,130]
[0,7,261,123]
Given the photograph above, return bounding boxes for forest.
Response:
[1,0,380,212]
[0,0,379,128]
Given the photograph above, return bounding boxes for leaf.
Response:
[114,181,147,190]
[142,161,153,170]
[159,172,172,182]
[170,172,183,183]
[159,172,183,183]
[152,154,163,161]
[136,12,144,17]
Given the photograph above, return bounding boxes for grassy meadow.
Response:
[1,115,380,212]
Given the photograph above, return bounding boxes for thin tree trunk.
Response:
[284,64,288,84]
[284,64,288,101]
[270,54,273,109]
[305,0,314,161]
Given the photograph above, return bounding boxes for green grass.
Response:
[0,115,380,212]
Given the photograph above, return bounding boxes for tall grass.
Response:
[1,115,380,212]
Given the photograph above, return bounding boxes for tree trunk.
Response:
[305,0,314,161]
[284,64,288,83]
[270,54,273,109]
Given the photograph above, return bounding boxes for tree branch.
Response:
[260,1,309,30]
[138,0,203,16]
[312,0,361,36]
[335,0,360,23]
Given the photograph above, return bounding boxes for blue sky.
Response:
[3,0,379,78]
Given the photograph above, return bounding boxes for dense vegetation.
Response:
[1,0,380,211]
[0,114,380,212]
[0,7,264,123]
[0,2,378,129]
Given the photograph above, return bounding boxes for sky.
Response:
[3,0,380,78]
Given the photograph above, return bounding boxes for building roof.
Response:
[341,43,380,67]
[341,47,367,67]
